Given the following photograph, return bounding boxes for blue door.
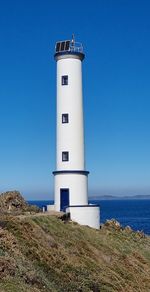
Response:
[60,188,69,211]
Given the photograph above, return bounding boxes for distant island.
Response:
[89,194,150,200]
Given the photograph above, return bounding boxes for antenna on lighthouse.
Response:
[71,34,75,45]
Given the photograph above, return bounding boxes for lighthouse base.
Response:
[66,205,100,229]
[53,171,100,229]
[53,171,89,211]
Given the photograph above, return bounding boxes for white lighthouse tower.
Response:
[53,37,100,229]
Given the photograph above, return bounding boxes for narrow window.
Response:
[62,151,69,161]
[62,114,69,123]
[62,75,68,85]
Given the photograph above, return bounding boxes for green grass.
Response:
[0,214,150,291]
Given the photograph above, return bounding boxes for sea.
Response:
[28,199,150,235]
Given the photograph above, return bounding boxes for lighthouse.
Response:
[53,37,100,229]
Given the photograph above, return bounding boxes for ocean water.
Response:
[28,199,150,235]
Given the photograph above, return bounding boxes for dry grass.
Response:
[0,214,150,291]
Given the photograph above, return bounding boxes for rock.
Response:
[124,226,132,232]
[104,219,121,230]
[0,191,40,214]
[136,230,145,238]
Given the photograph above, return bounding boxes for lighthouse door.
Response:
[60,188,69,211]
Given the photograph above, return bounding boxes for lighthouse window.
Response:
[62,114,69,123]
[62,75,68,85]
[62,151,69,161]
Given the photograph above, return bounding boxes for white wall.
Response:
[56,57,85,170]
[68,205,100,229]
[54,173,88,211]
[52,52,99,228]
[47,205,55,212]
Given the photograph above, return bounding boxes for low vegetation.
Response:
[0,213,150,291]
[0,191,150,291]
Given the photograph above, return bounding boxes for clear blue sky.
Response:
[0,0,150,199]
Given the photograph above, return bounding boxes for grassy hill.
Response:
[0,213,150,292]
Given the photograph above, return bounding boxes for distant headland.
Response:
[89,194,150,200]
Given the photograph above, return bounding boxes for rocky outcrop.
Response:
[0,191,40,214]
[103,219,122,229]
